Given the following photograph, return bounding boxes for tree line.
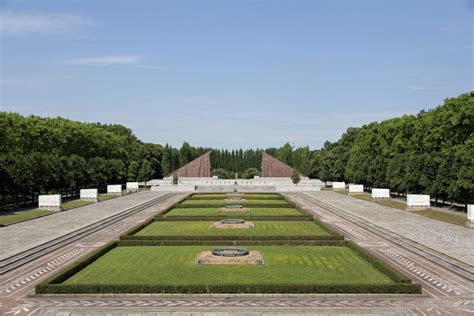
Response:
[1,92,471,210]
[315,92,473,206]
[0,114,163,211]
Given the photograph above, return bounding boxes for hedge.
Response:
[345,241,412,284]
[36,282,421,295]
[117,240,346,247]
[156,215,314,221]
[37,241,118,287]
[120,234,344,241]
[173,203,296,209]
[187,196,285,201]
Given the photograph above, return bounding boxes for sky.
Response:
[0,0,472,149]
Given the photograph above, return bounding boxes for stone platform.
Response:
[219,207,250,212]
[212,221,255,229]
[197,251,264,265]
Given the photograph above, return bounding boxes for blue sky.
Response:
[1,0,472,149]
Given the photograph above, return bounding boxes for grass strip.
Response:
[0,209,53,226]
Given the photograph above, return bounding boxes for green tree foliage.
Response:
[318,92,474,206]
[0,113,163,210]
[240,167,260,179]
[291,169,301,184]
[137,160,154,182]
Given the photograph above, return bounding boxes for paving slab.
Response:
[0,192,167,260]
[306,191,474,266]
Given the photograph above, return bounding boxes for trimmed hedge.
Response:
[120,234,344,241]
[174,203,296,209]
[37,241,118,288]
[37,282,421,295]
[117,240,346,247]
[187,196,285,201]
[156,215,314,221]
[345,241,411,284]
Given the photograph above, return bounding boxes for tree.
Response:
[172,173,179,185]
[137,160,154,182]
[291,169,301,184]
[127,161,140,181]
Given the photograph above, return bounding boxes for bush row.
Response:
[121,234,344,241]
[156,215,314,221]
[187,196,285,201]
[345,241,412,284]
[38,241,118,286]
[174,203,296,209]
[117,240,346,247]
[36,282,421,295]
[312,217,342,236]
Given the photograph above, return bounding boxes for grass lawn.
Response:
[190,193,282,199]
[98,194,118,202]
[135,221,330,236]
[415,209,466,226]
[180,199,291,205]
[375,199,406,210]
[0,209,53,225]
[63,245,394,286]
[62,200,93,210]
[351,194,373,202]
[164,207,306,217]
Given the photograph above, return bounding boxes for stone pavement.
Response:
[305,191,474,266]
[1,191,473,315]
[0,191,170,260]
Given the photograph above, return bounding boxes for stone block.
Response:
[372,188,390,199]
[197,250,264,265]
[467,205,474,228]
[38,194,62,211]
[406,194,430,210]
[348,184,364,194]
[107,184,122,196]
[80,189,98,202]
[333,181,346,190]
[126,182,139,192]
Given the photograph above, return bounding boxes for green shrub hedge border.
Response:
[174,203,296,209]
[188,196,285,201]
[35,241,420,295]
[120,234,344,241]
[37,282,421,295]
[117,240,346,246]
[156,215,314,221]
[188,193,285,200]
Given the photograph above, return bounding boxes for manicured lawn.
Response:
[135,221,330,236]
[415,209,466,226]
[376,199,406,210]
[180,199,290,205]
[62,200,93,210]
[190,193,282,199]
[0,209,53,225]
[63,245,394,286]
[351,194,373,202]
[164,207,306,217]
[98,194,118,202]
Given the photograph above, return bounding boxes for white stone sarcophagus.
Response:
[372,188,390,199]
[348,184,364,195]
[332,182,346,190]
[107,184,123,196]
[126,182,139,192]
[38,194,62,211]
[406,194,430,210]
[80,189,98,202]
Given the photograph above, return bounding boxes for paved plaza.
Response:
[0,192,172,261]
[0,190,472,315]
[305,191,474,266]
